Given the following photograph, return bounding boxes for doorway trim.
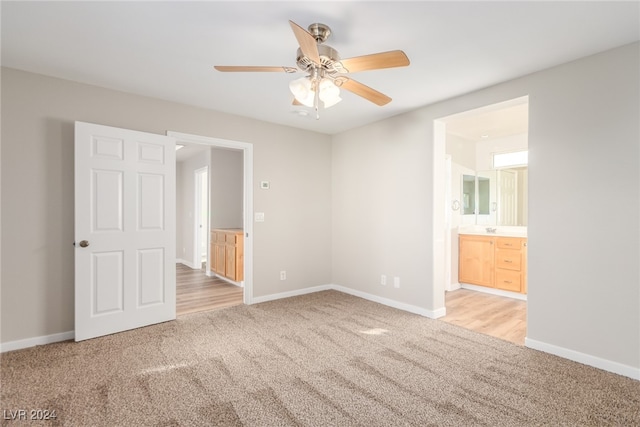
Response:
[167,131,254,305]
[193,166,209,271]
[433,96,529,312]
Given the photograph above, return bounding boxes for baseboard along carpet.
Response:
[1,290,638,426]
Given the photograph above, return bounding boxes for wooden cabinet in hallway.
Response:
[211,229,244,282]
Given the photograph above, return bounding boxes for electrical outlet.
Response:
[280,271,286,280]
[393,277,400,288]
[381,275,387,286]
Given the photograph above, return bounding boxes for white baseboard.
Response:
[176,259,200,269]
[525,337,640,380]
[460,283,527,301]
[331,285,446,319]
[251,285,332,304]
[1,331,75,353]
[210,273,243,288]
[251,284,446,319]
[446,282,461,292]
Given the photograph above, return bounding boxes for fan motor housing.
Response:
[296,45,341,73]
[307,23,331,43]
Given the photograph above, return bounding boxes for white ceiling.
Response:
[2,1,638,135]
[445,98,529,142]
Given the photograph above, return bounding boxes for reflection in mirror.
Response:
[462,175,475,215]
[478,167,528,226]
[478,177,490,215]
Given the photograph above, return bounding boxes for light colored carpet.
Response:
[1,290,638,426]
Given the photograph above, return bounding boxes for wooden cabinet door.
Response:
[225,245,237,280]
[522,240,528,294]
[459,235,495,287]
[209,239,216,273]
[214,243,226,275]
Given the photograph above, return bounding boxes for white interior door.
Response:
[498,169,517,226]
[74,121,176,341]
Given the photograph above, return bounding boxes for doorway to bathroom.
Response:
[435,96,529,345]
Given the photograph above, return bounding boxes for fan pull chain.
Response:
[313,70,320,120]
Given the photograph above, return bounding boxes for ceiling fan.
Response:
[214,20,410,118]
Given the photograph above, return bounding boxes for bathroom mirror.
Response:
[476,167,528,226]
[462,174,476,215]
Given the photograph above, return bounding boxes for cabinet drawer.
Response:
[495,269,522,292]
[495,249,522,271]
[214,232,226,243]
[496,237,524,250]
[226,233,238,244]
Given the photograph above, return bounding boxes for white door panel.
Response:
[75,122,176,341]
[498,169,517,226]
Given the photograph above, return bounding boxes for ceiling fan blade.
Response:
[338,78,392,106]
[289,20,320,65]
[214,66,298,73]
[338,50,410,73]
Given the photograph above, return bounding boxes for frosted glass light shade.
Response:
[289,77,315,107]
[319,78,341,108]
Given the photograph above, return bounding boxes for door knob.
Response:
[79,240,90,248]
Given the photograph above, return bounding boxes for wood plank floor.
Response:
[176,263,243,316]
[440,288,527,345]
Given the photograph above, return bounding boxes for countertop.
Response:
[457,226,527,238]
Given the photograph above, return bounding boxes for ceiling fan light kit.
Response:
[214,20,410,119]
[289,71,342,109]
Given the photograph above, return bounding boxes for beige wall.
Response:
[176,149,210,264]
[209,148,243,230]
[332,42,639,371]
[2,42,638,375]
[0,67,332,342]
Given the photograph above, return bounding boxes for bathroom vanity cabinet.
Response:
[211,229,244,282]
[459,234,527,293]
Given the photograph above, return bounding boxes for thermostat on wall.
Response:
[260,181,270,189]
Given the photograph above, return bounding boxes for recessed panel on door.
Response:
[138,173,164,230]
[92,136,124,160]
[92,251,124,315]
[92,170,123,232]
[138,248,165,306]
[138,142,165,164]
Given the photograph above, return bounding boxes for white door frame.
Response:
[167,131,254,305]
[432,119,447,316]
[434,96,529,312]
[193,166,209,270]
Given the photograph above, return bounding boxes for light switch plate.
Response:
[255,212,265,222]
[260,181,270,189]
